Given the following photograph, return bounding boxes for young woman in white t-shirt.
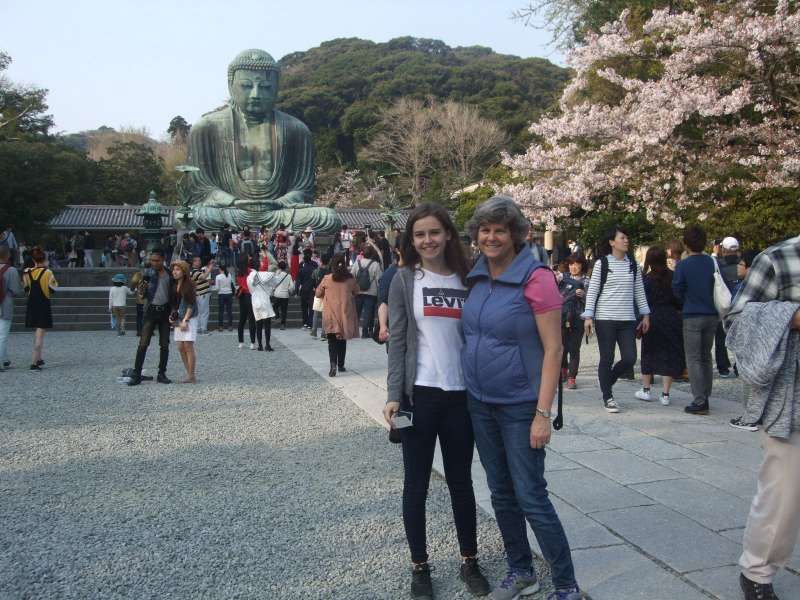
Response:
[383,204,490,599]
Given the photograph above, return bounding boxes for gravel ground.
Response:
[0,331,552,600]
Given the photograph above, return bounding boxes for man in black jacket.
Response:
[128,248,174,386]
[296,249,317,328]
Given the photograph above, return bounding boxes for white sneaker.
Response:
[603,397,620,413]
[238,343,244,349]
[250,343,256,350]
[635,389,652,402]
[660,394,671,406]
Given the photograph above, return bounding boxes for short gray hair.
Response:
[466,195,530,246]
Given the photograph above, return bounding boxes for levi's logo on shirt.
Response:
[422,287,467,318]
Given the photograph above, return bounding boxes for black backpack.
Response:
[356,260,374,291]
[592,254,638,314]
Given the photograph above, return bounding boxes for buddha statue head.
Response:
[227,49,281,122]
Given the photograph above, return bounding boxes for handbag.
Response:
[711,257,732,316]
[312,296,324,312]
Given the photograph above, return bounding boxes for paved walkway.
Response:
[275,329,800,600]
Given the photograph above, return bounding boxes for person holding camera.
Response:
[127,248,173,386]
[383,204,489,600]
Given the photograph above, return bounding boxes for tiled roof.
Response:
[335,208,410,230]
[49,205,176,231]
[49,205,410,231]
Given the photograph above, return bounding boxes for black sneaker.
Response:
[266,344,274,352]
[740,573,779,600]
[3,361,10,368]
[127,374,142,386]
[411,563,434,599]
[156,373,172,384]
[459,558,490,596]
[29,364,41,371]
[338,365,347,373]
[730,417,759,432]
[36,359,45,366]
[685,401,709,415]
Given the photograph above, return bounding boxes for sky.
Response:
[0,0,562,138]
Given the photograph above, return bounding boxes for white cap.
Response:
[722,236,740,251]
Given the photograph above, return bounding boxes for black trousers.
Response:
[400,386,477,564]
[594,319,637,400]
[326,334,347,367]
[273,297,289,326]
[561,323,583,378]
[135,303,144,336]
[218,294,233,329]
[133,305,170,376]
[300,293,314,327]
[714,321,731,373]
[237,294,256,343]
[256,318,272,348]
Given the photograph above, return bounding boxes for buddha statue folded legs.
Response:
[182,49,340,233]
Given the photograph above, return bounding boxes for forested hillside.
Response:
[277,37,570,167]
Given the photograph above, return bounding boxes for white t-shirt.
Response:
[340,231,353,249]
[413,269,467,391]
[215,273,233,295]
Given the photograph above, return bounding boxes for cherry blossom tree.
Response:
[503,0,800,226]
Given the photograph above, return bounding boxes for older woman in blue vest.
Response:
[462,196,582,600]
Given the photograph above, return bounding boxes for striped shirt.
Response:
[581,255,650,321]
[191,268,211,296]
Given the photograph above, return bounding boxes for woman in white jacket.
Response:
[247,262,278,352]
[271,260,295,331]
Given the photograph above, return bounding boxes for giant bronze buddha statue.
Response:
[184,49,340,232]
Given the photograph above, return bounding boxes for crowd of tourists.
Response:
[2,198,798,600]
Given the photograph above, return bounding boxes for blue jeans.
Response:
[468,396,576,589]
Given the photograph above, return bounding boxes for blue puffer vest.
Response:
[462,247,549,404]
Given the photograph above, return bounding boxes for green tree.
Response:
[0,139,97,238]
[96,141,164,205]
[167,115,191,143]
[0,51,54,137]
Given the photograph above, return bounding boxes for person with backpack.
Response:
[23,246,59,371]
[310,255,330,340]
[582,225,651,413]
[351,245,383,338]
[0,226,18,267]
[461,196,583,600]
[296,249,317,329]
[383,204,490,600]
[270,260,295,330]
[559,254,590,390]
[672,225,720,415]
[0,246,23,371]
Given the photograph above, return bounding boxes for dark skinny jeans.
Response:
[561,323,583,378]
[400,386,478,564]
[218,294,233,329]
[257,318,272,348]
[237,294,256,344]
[273,297,289,326]
[594,319,637,401]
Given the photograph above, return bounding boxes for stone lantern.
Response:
[136,191,170,253]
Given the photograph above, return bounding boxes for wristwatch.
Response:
[535,407,552,419]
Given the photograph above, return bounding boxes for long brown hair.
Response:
[329,253,352,282]
[171,260,197,304]
[400,203,470,283]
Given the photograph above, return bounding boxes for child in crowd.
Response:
[108,274,130,336]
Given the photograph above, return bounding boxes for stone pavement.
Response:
[274,328,800,600]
